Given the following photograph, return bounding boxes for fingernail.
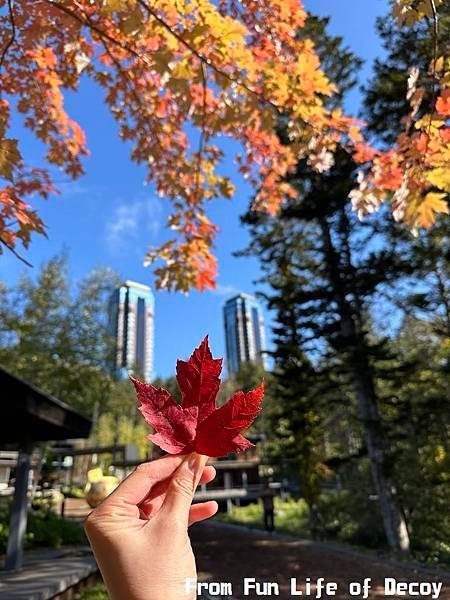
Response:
[187,452,204,475]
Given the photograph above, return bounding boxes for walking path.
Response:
[3,502,449,600]
[190,522,450,600]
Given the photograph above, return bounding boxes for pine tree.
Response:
[242,6,450,554]
[241,15,414,548]
[360,6,450,561]
[243,145,418,551]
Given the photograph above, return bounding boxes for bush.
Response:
[26,510,86,548]
[75,583,109,600]
[216,491,387,550]
[0,506,86,553]
[316,490,386,549]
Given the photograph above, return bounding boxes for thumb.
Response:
[159,452,208,524]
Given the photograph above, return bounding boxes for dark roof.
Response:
[0,367,92,444]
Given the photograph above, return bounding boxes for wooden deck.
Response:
[0,546,97,600]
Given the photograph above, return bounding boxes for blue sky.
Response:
[1,0,390,378]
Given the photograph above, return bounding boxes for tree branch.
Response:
[0,0,16,72]
[193,62,208,205]
[47,0,287,118]
[44,0,151,67]
[100,40,166,156]
[0,236,33,267]
[421,0,440,171]
[136,0,282,114]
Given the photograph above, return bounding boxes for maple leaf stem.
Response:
[0,0,17,73]
[0,235,33,268]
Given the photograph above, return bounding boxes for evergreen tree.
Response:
[241,15,413,547]
[243,147,416,551]
[241,7,450,555]
[360,7,450,561]
[260,238,331,536]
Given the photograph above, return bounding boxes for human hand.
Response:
[84,453,217,600]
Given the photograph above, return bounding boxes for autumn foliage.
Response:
[131,337,264,457]
[350,2,450,232]
[0,0,448,290]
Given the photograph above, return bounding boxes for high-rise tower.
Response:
[223,293,266,376]
[109,280,154,381]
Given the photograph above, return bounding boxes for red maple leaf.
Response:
[130,336,264,457]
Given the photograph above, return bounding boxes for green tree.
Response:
[242,6,450,554]
[0,254,119,416]
[95,379,151,460]
[241,15,416,545]
[243,147,417,552]
[378,315,450,562]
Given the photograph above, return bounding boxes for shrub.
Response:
[316,490,386,549]
[75,583,109,600]
[0,506,86,553]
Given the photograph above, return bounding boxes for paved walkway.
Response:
[0,546,97,600]
[4,506,449,600]
[190,522,450,600]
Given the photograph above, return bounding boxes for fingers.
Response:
[139,465,216,520]
[159,453,208,525]
[188,501,218,526]
[96,454,186,514]
[199,465,216,485]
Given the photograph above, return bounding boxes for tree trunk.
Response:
[308,502,320,540]
[350,351,410,552]
[319,214,410,553]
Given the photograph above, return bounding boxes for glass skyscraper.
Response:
[108,280,155,382]
[223,293,267,376]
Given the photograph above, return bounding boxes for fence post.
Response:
[5,440,34,571]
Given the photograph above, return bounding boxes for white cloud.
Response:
[211,283,240,297]
[105,196,163,250]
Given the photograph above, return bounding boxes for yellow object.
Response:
[85,468,119,508]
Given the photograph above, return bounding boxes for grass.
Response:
[215,496,310,536]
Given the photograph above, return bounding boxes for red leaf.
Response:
[176,335,222,420]
[131,336,264,457]
[131,381,198,454]
[195,385,265,456]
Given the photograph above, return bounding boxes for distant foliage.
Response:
[0,1,447,290]
[0,254,119,416]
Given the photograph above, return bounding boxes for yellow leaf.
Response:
[218,178,235,198]
[102,0,134,12]
[406,191,449,229]
[0,138,21,181]
[170,61,194,80]
[427,168,450,191]
[153,51,173,74]
[121,11,142,35]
